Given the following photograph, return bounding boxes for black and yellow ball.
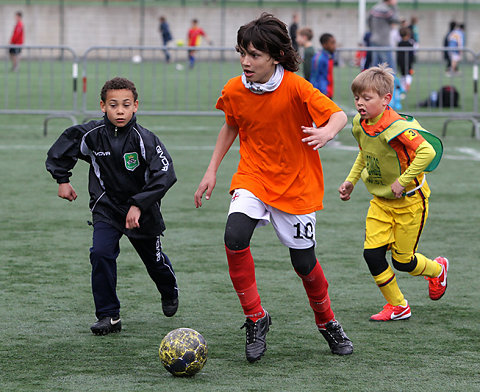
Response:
[159,328,208,377]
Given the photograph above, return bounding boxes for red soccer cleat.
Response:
[369,300,411,321]
[425,256,449,300]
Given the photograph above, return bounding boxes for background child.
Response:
[9,11,24,72]
[159,15,173,63]
[396,26,415,92]
[296,27,315,81]
[187,18,211,68]
[338,64,448,322]
[443,21,456,72]
[46,77,178,335]
[194,13,353,363]
[447,22,464,75]
[408,15,419,44]
[310,33,336,98]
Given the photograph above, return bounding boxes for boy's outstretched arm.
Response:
[301,110,348,150]
[194,122,238,208]
[46,125,86,186]
[58,182,77,201]
[339,150,365,201]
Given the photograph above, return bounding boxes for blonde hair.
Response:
[351,63,394,96]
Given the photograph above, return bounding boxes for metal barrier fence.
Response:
[1,45,79,113]
[0,45,479,137]
[0,44,79,131]
[80,46,240,118]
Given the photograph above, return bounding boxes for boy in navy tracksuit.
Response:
[46,77,178,335]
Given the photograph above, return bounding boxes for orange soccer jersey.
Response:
[216,70,342,215]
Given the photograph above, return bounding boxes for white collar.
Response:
[241,65,284,94]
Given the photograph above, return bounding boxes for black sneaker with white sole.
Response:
[241,311,272,363]
[90,316,122,336]
[161,297,179,317]
[319,320,353,355]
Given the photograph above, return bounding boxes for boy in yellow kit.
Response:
[339,64,448,321]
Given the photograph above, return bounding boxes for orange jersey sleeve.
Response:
[216,71,343,214]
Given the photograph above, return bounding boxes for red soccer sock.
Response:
[225,245,264,321]
[297,260,335,327]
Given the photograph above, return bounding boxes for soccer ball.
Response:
[159,328,208,377]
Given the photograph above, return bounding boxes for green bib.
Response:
[397,114,443,172]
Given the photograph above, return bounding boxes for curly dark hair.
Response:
[100,77,138,102]
[236,13,300,72]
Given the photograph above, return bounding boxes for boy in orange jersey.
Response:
[194,13,353,363]
[338,64,448,322]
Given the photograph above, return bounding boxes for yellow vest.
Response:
[352,113,431,199]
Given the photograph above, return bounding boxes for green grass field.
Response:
[1,111,479,391]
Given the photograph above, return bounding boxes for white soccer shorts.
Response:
[228,188,316,249]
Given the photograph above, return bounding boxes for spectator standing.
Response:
[9,11,24,72]
[397,26,415,92]
[408,16,419,45]
[289,13,299,52]
[443,21,456,72]
[362,31,372,70]
[310,33,336,98]
[296,27,315,81]
[159,16,173,63]
[447,23,464,75]
[367,0,398,69]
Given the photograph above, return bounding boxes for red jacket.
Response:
[10,21,24,45]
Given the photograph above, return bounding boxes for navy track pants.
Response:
[90,221,178,319]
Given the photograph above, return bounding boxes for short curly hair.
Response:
[100,77,138,102]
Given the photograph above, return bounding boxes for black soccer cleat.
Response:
[319,320,353,356]
[90,316,122,336]
[241,310,272,363]
[161,297,179,317]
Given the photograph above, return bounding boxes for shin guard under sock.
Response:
[225,245,264,321]
[297,261,334,326]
